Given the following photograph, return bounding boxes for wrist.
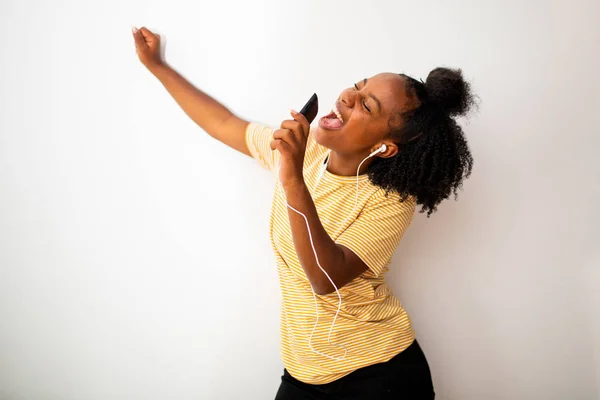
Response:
[283,177,307,195]
[148,61,168,78]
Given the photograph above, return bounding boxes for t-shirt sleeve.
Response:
[336,191,416,277]
[245,121,280,172]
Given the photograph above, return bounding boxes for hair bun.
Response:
[425,68,473,117]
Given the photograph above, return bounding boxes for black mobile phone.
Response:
[299,93,319,124]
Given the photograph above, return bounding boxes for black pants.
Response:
[274,340,435,399]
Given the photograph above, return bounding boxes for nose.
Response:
[340,89,356,108]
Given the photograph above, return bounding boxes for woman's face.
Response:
[313,73,418,156]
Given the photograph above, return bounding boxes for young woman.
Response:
[133,26,475,399]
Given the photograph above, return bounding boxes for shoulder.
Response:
[363,187,417,219]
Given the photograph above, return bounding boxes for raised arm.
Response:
[132,27,250,156]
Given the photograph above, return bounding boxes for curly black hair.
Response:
[367,67,476,216]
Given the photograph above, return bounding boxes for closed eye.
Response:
[353,83,371,113]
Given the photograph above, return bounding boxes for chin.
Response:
[312,126,336,150]
[311,126,326,146]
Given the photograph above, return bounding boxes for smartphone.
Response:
[299,93,319,124]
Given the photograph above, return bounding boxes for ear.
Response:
[379,142,398,158]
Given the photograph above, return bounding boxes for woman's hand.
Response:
[271,110,311,190]
[132,27,163,71]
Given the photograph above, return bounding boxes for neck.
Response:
[326,150,374,177]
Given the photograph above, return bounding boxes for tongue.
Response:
[323,117,343,129]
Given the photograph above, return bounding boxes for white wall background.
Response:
[1,0,598,399]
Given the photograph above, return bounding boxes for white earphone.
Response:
[275,141,389,361]
[316,144,387,187]
[369,143,387,157]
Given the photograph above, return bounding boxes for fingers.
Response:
[289,109,310,136]
[132,26,160,49]
[132,27,147,49]
[270,138,293,155]
[280,116,308,145]
[272,110,310,158]
[140,27,159,46]
[273,128,299,148]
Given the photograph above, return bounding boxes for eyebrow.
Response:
[363,78,381,112]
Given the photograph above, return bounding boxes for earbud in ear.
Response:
[368,144,388,158]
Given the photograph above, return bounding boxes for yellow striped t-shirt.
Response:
[245,122,417,385]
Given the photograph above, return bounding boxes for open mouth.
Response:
[319,103,344,130]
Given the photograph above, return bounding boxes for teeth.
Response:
[332,105,344,123]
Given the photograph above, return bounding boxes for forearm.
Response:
[149,64,241,140]
[284,182,347,295]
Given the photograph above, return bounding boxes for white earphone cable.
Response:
[274,143,385,361]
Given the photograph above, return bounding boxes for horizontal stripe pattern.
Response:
[245,122,417,384]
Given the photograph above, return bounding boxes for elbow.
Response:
[312,251,347,296]
[313,281,336,296]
